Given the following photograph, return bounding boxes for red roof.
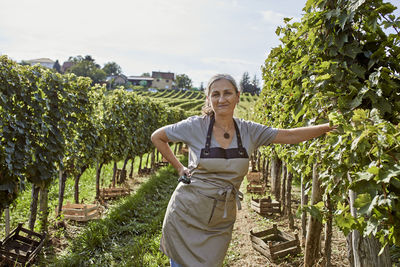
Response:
[152,71,174,80]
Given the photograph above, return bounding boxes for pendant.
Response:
[223,132,230,139]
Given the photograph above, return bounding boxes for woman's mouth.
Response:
[217,104,229,108]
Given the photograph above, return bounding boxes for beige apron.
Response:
[161,116,249,267]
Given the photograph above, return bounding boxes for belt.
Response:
[192,177,243,219]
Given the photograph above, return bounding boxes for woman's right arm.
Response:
[151,127,188,176]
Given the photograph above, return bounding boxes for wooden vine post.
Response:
[324,193,333,267]
[270,155,282,200]
[29,185,40,231]
[129,158,135,178]
[300,174,308,246]
[280,164,287,215]
[304,163,323,267]
[95,161,104,200]
[57,167,67,217]
[286,171,294,229]
[5,207,10,236]
[348,186,391,267]
[38,186,49,237]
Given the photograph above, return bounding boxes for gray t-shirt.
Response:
[165,115,278,170]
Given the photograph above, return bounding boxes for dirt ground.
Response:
[224,185,350,267]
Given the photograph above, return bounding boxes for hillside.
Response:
[133,88,258,119]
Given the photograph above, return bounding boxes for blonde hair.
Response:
[202,74,240,116]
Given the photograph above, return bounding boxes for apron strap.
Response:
[204,115,215,156]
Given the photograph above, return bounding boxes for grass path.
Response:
[47,164,180,266]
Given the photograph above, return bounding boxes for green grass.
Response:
[49,162,182,266]
[0,148,173,240]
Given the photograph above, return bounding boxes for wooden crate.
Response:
[251,197,281,215]
[0,223,45,266]
[250,224,300,262]
[138,167,152,175]
[247,171,262,183]
[246,181,265,195]
[155,157,169,168]
[100,187,131,200]
[56,202,100,222]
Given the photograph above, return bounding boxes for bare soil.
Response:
[224,184,350,267]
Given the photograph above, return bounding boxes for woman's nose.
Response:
[218,95,226,102]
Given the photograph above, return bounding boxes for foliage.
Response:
[53,60,61,73]
[0,56,95,214]
[0,56,184,231]
[52,164,180,266]
[239,72,260,95]
[176,73,193,90]
[66,55,106,84]
[254,0,400,246]
[102,62,122,76]
[141,72,151,77]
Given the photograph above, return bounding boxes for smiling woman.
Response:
[150,73,335,267]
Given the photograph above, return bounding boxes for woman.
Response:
[151,74,334,267]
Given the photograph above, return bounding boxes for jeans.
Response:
[170,258,184,267]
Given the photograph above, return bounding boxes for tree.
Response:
[176,74,192,90]
[141,72,151,77]
[53,60,61,73]
[19,60,30,66]
[239,72,253,94]
[251,74,260,95]
[199,82,204,91]
[67,55,106,84]
[240,72,260,95]
[103,62,122,76]
[255,0,399,265]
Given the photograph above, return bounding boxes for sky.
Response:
[0,0,399,87]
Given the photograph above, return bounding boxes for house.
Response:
[151,71,175,89]
[61,61,74,73]
[106,74,128,89]
[25,58,55,69]
[126,76,154,87]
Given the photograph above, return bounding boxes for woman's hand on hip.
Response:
[178,166,191,177]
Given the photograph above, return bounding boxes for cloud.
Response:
[201,57,257,66]
[260,10,300,24]
[0,0,305,87]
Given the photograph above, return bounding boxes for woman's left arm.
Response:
[272,123,335,144]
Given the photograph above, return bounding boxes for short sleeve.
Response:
[164,116,198,145]
[244,120,278,148]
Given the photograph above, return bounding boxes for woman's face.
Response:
[208,79,240,116]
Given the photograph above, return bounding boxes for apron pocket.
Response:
[208,199,218,224]
[182,190,218,226]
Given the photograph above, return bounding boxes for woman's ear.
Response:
[237,92,240,103]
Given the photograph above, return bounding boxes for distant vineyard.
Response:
[133,88,259,119]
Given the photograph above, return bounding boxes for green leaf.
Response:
[354,193,372,215]
[338,12,349,29]
[342,43,362,59]
[347,0,366,12]
[381,164,400,184]
[350,63,366,78]
[367,165,379,175]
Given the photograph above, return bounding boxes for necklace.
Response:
[214,122,232,139]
